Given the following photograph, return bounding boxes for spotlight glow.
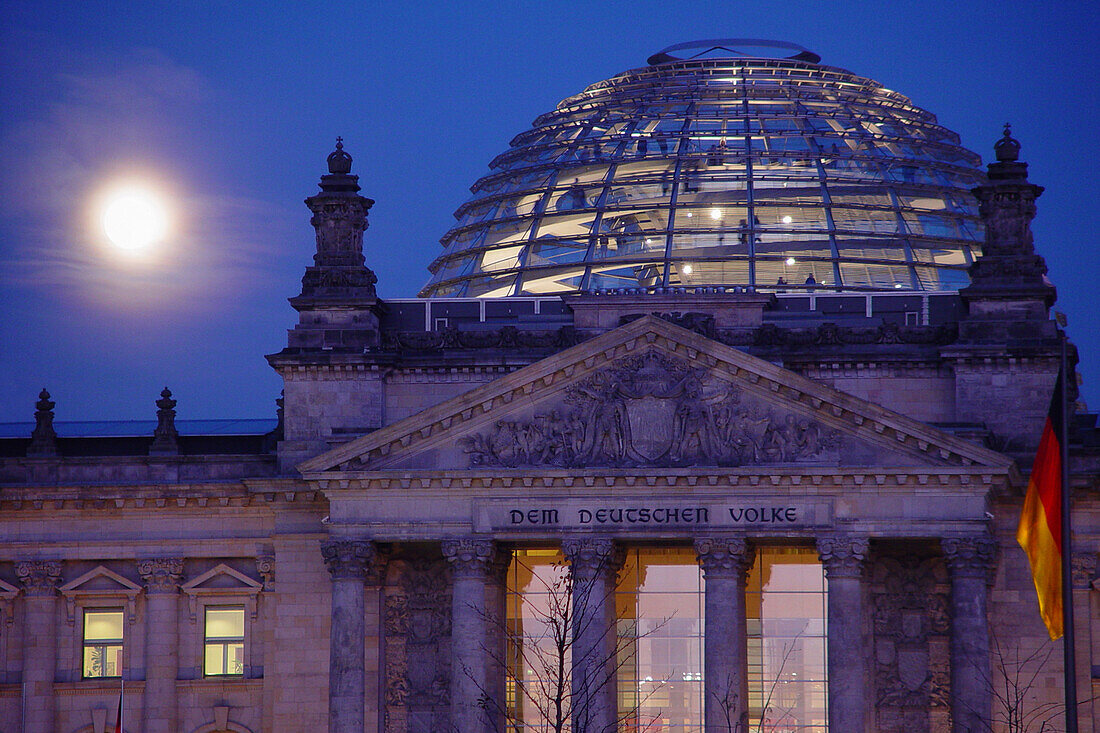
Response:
[786,257,796,266]
[709,208,722,220]
[100,184,171,254]
[682,264,693,275]
[782,215,793,224]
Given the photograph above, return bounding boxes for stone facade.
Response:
[1,130,1099,733]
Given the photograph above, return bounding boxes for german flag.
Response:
[1016,370,1066,639]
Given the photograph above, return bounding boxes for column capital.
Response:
[942,536,997,578]
[561,537,625,579]
[321,539,379,581]
[441,538,499,579]
[16,560,62,596]
[138,557,183,594]
[816,534,869,578]
[1071,552,1098,590]
[694,537,754,578]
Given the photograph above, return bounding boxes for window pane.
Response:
[84,609,124,641]
[205,607,245,638]
[83,643,122,678]
[205,643,226,675]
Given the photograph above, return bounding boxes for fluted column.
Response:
[322,539,377,733]
[817,535,869,733]
[139,558,183,732]
[562,538,625,733]
[442,538,506,733]
[16,560,62,732]
[694,538,754,733]
[943,536,995,733]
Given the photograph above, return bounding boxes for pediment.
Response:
[60,566,142,595]
[180,563,263,593]
[300,316,1013,475]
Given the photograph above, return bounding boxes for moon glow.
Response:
[101,185,170,253]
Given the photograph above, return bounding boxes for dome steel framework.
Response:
[421,41,986,298]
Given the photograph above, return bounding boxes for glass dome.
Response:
[420,40,985,298]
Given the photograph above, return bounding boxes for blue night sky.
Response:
[1,2,1098,423]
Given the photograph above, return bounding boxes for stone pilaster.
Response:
[322,539,377,733]
[942,536,996,733]
[817,535,869,733]
[562,537,625,733]
[16,560,62,732]
[442,538,506,733]
[694,537,754,733]
[138,558,183,733]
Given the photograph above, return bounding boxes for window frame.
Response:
[81,607,125,679]
[180,563,263,680]
[202,605,247,677]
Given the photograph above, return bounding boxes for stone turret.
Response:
[958,124,1057,341]
[947,126,1063,451]
[287,138,381,351]
[267,140,386,472]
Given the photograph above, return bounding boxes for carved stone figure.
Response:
[460,350,839,468]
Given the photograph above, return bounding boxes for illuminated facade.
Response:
[1,40,1099,733]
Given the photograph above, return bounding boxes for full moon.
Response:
[101,185,170,253]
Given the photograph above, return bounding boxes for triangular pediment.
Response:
[300,316,1013,475]
[0,578,18,599]
[180,563,263,593]
[59,566,142,595]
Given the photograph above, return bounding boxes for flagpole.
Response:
[1059,332,1078,732]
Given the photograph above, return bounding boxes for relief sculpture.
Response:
[460,351,838,468]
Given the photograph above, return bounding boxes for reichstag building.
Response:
[1,39,1097,733]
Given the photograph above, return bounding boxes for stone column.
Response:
[16,560,62,732]
[694,538,754,733]
[138,558,183,732]
[562,538,625,733]
[942,536,995,733]
[442,538,506,733]
[817,535,869,733]
[322,539,377,733]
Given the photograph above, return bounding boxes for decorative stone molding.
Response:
[941,536,997,579]
[694,537,754,578]
[255,554,276,590]
[16,560,62,596]
[440,538,496,579]
[321,539,378,581]
[0,578,18,624]
[459,351,840,469]
[1071,552,1098,590]
[561,537,625,579]
[817,535,870,579]
[180,563,264,622]
[60,565,143,625]
[138,557,184,594]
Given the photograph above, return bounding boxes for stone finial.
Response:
[16,560,63,596]
[816,535,869,578]
[327,137,353,175]
[994,122,1020,162]
[150,387,179,455]
[137,558,184,594]
[27,388,58,457]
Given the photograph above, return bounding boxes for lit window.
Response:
[204,607,245,676]
[83,609,123,678]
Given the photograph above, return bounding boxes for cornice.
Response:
[305,465,1016,494]
[0,478,321,511]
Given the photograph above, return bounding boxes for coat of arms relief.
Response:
[460,351,839,468]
